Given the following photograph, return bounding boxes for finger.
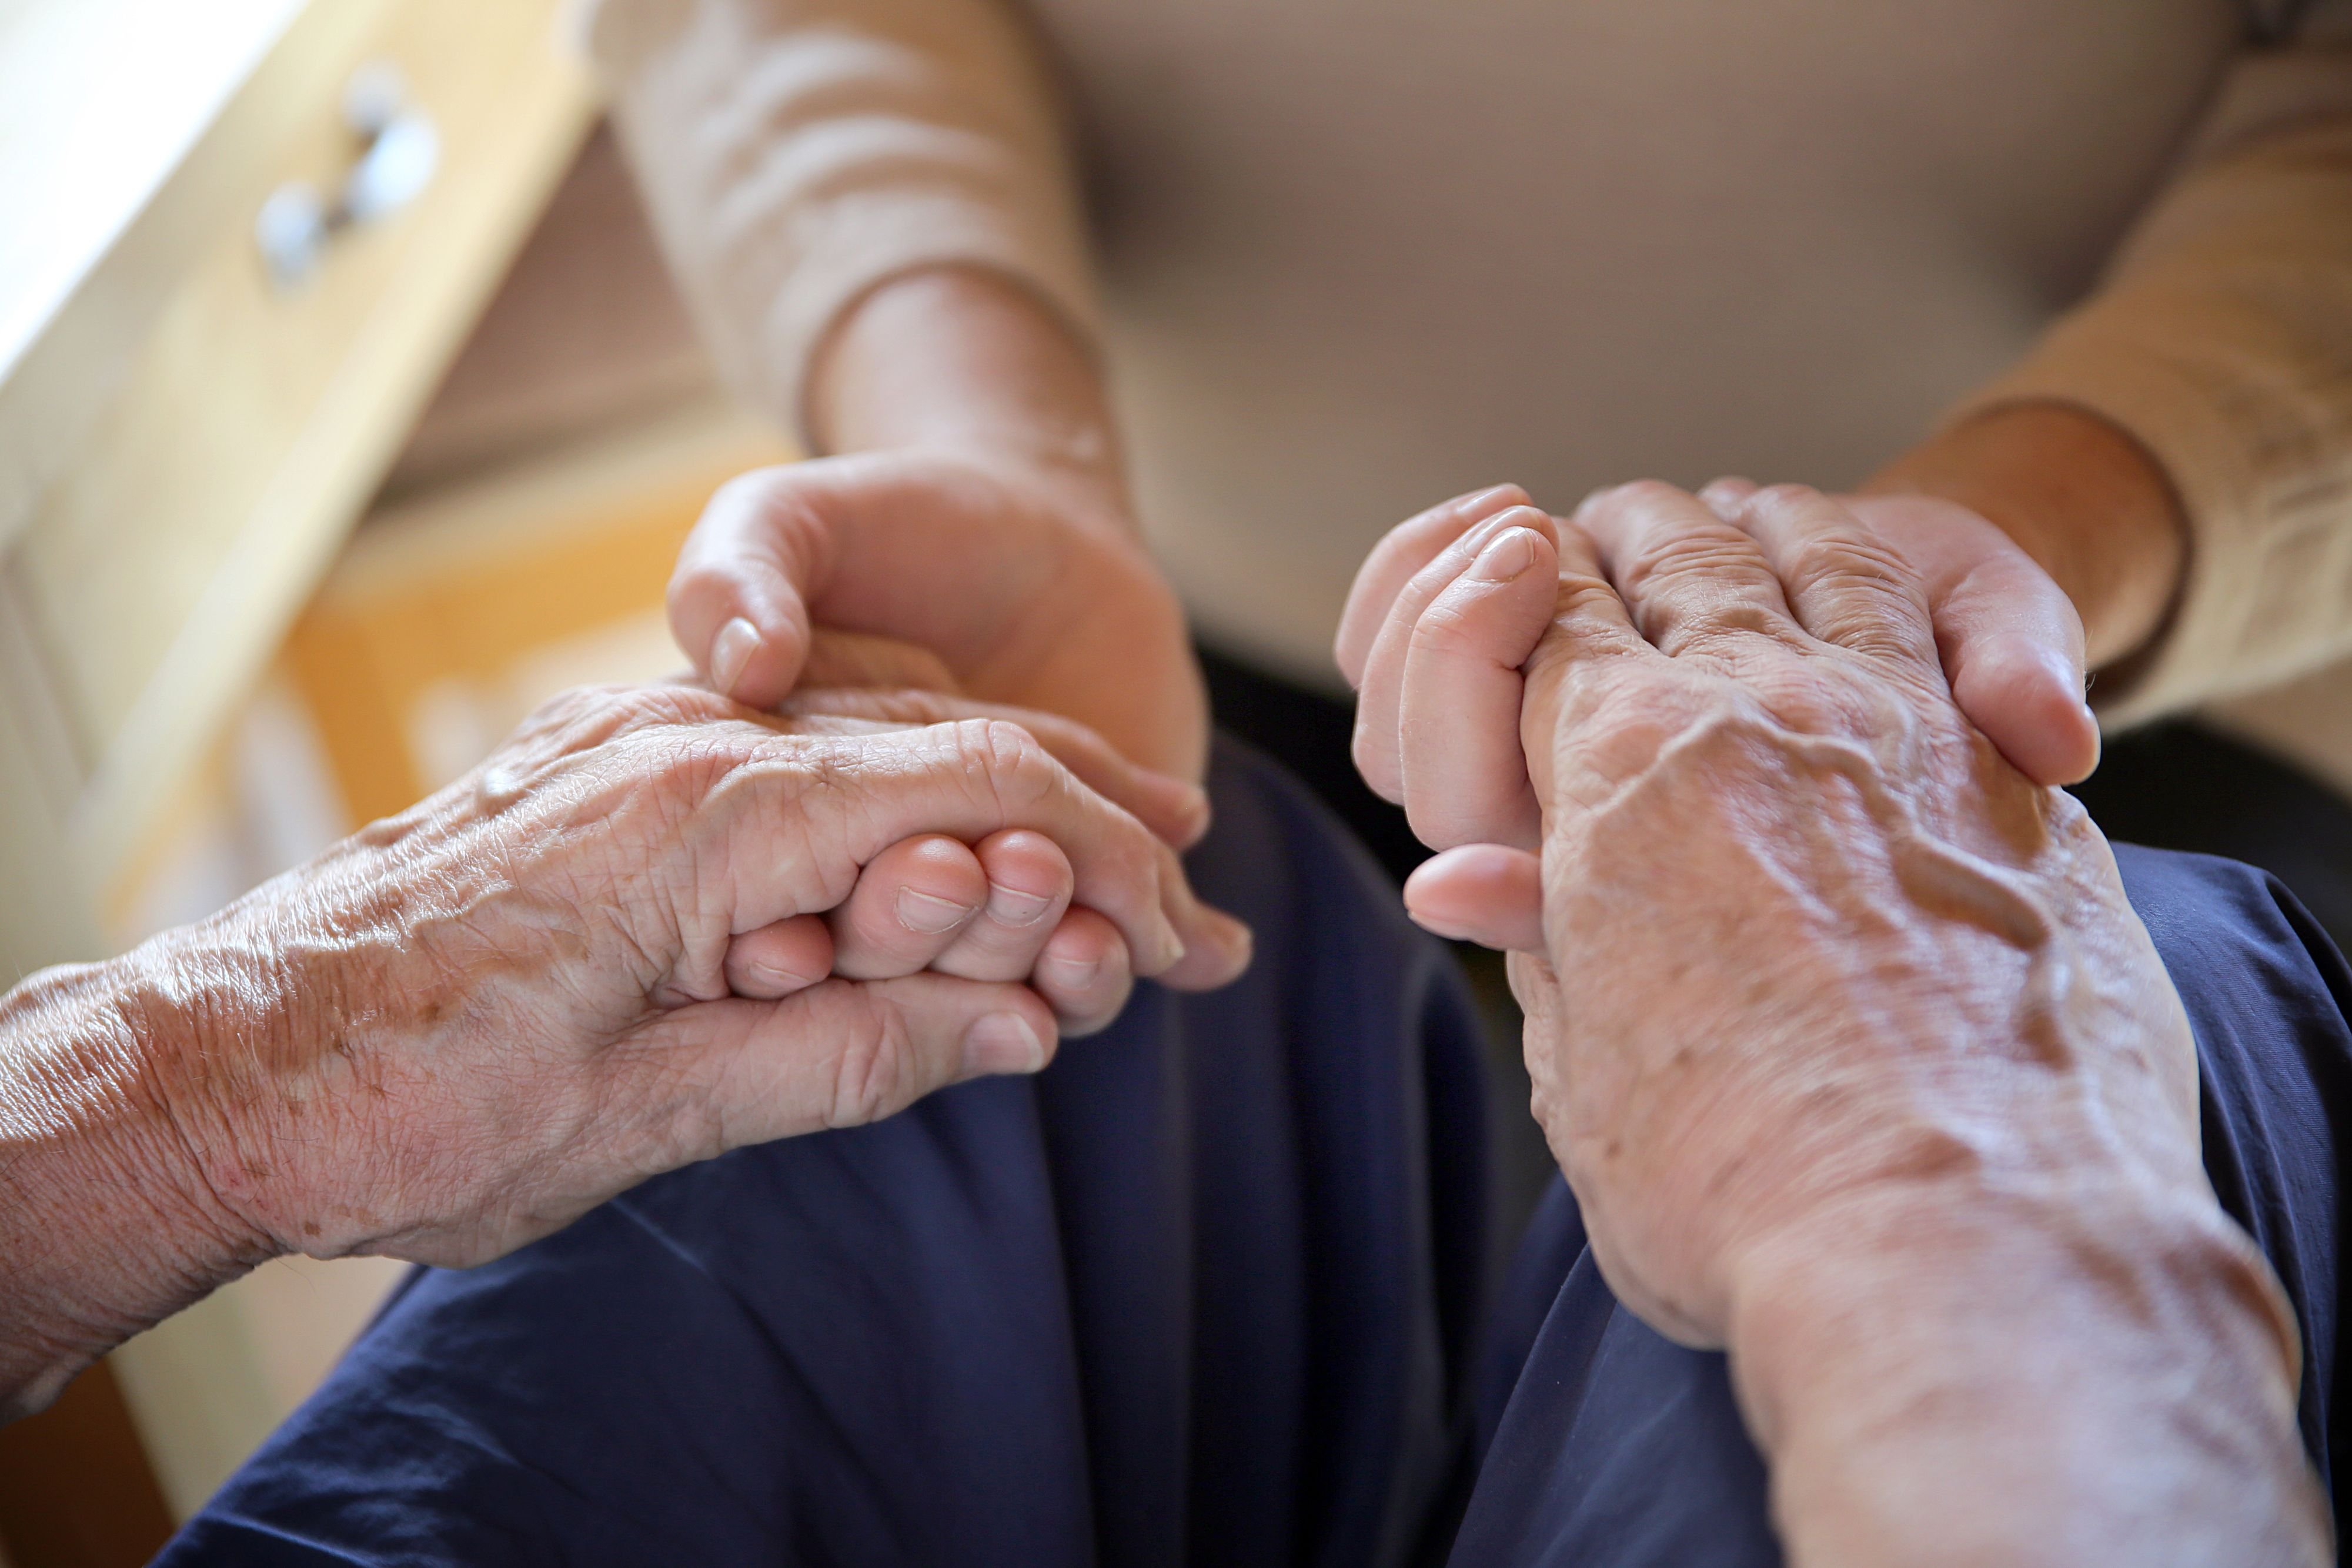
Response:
[674,457,1096,714]
[1697,476,1761,519]
[1354,504,1558,803]
[750,719,1250,988]
[1336,484,1533,686]
[1396,521,1560,849]
[777,687,1212,849]
[1952,631,2101,786]
[1922,544,2099,788]
[1516,520,1653,805]
[828,835,988,981]
[644,972,1062,1149]
[1727,484,1940,668]
[801,629,961,694]
[1842,496,2099,786]
[1403,844,1545,951]
[669,467,831,708]
[723,915,835,999]
[1578,481,1802,658]
[929,830,1075,983]
[1028,907,1134,1037]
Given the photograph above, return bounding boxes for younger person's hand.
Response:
[669,452,1208,784]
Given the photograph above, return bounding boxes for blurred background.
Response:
[0,2,792,1560]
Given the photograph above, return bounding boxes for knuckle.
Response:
[1748,482,1829,514]
[1788,530,1912,592]
[1609,479,1689,512]
[827,1000,916,1128]
[710,464,797,513]
[944,717,1060,817]
[1551,570,1625,621]
[1624,530,1769,594]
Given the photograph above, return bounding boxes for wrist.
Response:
[809,267,1137,533]
[1725,1181,2323,1566]
[1866,402,2187,672]
[0,943,279,1415]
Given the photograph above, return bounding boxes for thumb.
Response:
[668,466,829,709]
[643,973,1064,1155]
[1928,541,2101,788]
[1845,496,2100,787]
[1404,844,1545,952]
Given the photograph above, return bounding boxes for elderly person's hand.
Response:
[0,683,1247,1420]
[1343,482,2324,1566]
[1338,473,2100,871]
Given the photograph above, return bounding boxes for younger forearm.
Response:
[1727,1178,2326,1566]
[0,951,270,1419]
[808,267,1132,523]
[1866,402,2188,673]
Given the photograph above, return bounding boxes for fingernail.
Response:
[1152,917,1188,974]
[963,1012,1046,1076]
[1464,483,1525,513]
[987,881,1055,927]
[1469,527,1540,584]
[749,958,815,991]
[897,888,975,934]
[710,617,761,697]
[1047,950,1102,989]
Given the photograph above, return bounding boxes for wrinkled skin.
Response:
[0,683,1248,1419]
[152,683,1244,1268]
[1341,480,2327,1566]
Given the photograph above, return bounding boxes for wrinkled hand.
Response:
[1337,479,2098,923]
[133,683,1248,1275]
[740,686,1218,1037]
[1344,480,2320,1565]
[1460,483,2203,1336]
[669,452,1208,783]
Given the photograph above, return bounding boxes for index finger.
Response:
[1336,484,1532,685]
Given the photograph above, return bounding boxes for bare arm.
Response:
[810,267,1130,526]
[0,687,1245,1421]
[1346,481,2327,1563]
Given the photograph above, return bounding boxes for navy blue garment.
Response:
[162,762,2351,1563]
[157,737,1492,1568]
[1453,845,2352,1566]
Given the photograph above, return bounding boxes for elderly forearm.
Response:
[1725,1134,2326,1566]
[0,945,272,1420]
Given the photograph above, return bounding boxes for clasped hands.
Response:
[1340,480,2323,1564]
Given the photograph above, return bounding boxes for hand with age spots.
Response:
[0,682,1248,1420]
[1341,480,2326,1566]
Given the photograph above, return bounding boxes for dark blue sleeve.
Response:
[155,737,1493,1568]
[1452,844,2352,1567]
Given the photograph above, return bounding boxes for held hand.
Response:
[669,452,1210,783]
[748,686,1224,1035]
[1368,482,2319,1566]
[1340,479,2099,948]
[126,683,1248,1276]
